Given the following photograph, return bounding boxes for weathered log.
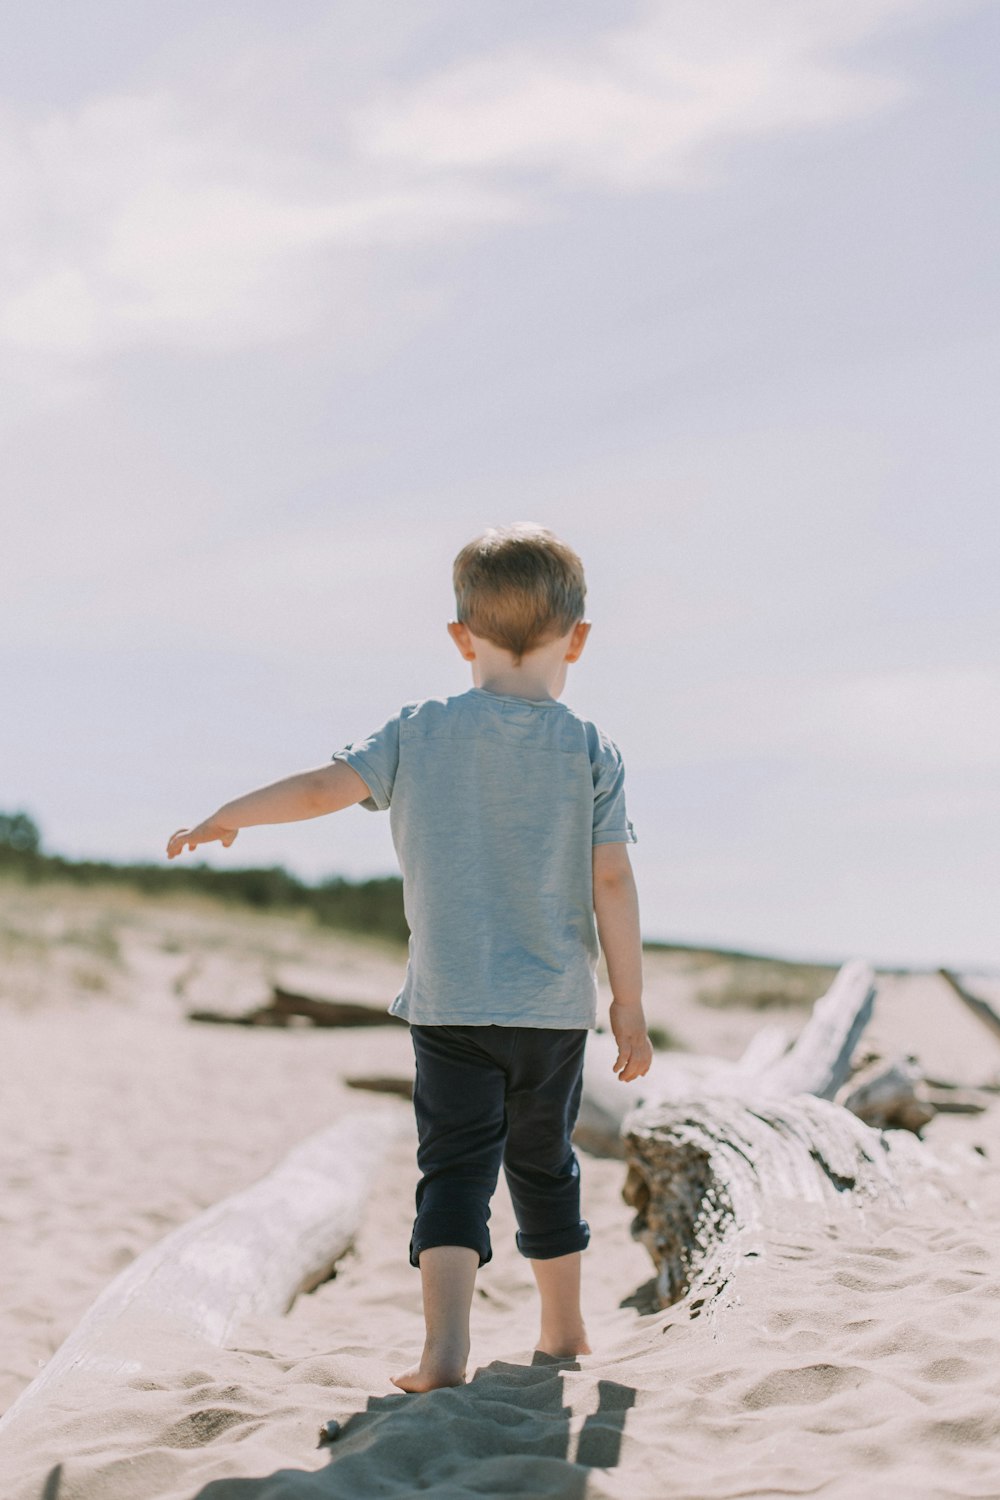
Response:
[0,1108,408,1440]
[188,988,406,1028]
[731,1022,792,1077]
[578,1043,744,1157]
[622,1092,951,1312]
[580,959,876,1155]
[836,1056,937,1134]
[270,987,406,1027]
[749,956,876,1098]
[619,958,981,1314]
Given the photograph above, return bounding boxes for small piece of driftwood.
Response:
[836,1056,937,1134]
[0,1108,408,1442]
[938,968,1000,1044]
[189,987,406,1028]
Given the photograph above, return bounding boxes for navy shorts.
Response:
[408,1023,591,1268]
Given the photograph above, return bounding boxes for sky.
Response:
[3,0,998,970]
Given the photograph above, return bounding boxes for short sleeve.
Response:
[331,714,400,812]
[592,737,637,846]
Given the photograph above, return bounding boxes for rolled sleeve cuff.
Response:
[331,749,391,811]
[592,820,637,846]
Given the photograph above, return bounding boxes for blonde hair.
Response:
[453,523,587,665]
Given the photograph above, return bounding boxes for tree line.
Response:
[0,811,409,945]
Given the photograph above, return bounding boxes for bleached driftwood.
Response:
[833,1055,989,1132]
[622,1091,939,1310]
[836,1056,937,1133]
[0,1108,408,1440]
[579,958,876,1157]
[618,959,975,1313]
[939,968,1000,1044]
[748,956,876,1097]
[189,987,406,1028]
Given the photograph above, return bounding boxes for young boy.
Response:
[167,522,652,1392]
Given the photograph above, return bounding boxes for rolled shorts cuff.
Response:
[515,1219,591,1261]
[409,1226,493,1270]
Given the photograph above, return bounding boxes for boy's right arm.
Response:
[167,762,371,858]
[593,842,653,1082]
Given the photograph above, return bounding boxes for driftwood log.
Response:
[623,1091,934,1309]
[578,957,877,1156]
[189,987,406,1028]
[0,1108,408,1443]
[616,959,974,1314]
[939,968,1000,1044]
[836,1056,937,1132]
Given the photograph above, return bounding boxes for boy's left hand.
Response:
[167,819,238,859]
[609,1000,654,1082]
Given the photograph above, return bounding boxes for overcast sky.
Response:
[3,1,998,969]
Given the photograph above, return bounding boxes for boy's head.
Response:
[451,523,587,667]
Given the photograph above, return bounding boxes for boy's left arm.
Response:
[167,761,371,859]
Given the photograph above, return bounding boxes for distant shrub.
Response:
[647,1024,683,1051]
[0,811,41,856]
[695,959,837,1010]
[0,809,408,944]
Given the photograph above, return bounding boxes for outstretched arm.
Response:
[166,761,372,859]
[592,841,652,1083]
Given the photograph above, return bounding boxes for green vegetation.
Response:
[0,810,409,945]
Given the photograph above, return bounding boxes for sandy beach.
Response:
[2,879,1000,1500]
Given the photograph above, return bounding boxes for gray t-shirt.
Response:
[332,686,636,1028]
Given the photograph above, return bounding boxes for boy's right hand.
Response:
[167,819,239,859]
[609,1000,653,1083]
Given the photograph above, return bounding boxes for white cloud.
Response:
[353,0,925,191]
[0,0,958,376]
[0,88,520,364]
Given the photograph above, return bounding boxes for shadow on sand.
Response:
[193,1355,636,1500]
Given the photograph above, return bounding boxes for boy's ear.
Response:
[447,620,477,661]
[564,620,591,663]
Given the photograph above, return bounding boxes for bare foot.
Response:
[536,1326,592,1359]
[391,1346,468,1392]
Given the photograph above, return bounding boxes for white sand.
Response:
[2,888,1000,1499]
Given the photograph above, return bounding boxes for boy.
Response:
[167,522,652,1392]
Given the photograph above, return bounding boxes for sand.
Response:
[2,882,1000,1500]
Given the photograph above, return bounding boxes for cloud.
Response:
[0,0,957,376]
[353,0,926,191]
[0,87,520,365]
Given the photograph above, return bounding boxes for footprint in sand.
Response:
[740,1363,869,1410]
[160,1406,264,1448]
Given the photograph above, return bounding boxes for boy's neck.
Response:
[470,640,570,703]
[451,619,589,702]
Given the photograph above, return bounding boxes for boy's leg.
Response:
[531,1252,590,1360]
[392,1245,479,1392]
[502,1029,591,1358]
[394,1025,507,1391]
